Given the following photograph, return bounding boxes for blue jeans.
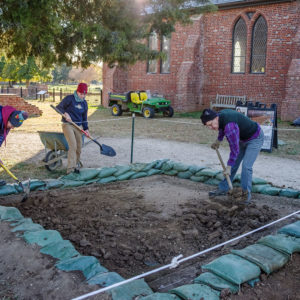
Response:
[219,130,264,200]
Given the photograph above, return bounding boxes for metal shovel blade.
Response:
[100,144,116,157]
[20,179,31,202]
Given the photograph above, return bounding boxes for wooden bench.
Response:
[210,94,247,110]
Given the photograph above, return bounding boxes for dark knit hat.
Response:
[200,109,218,125]
[8,111,29,127]
[77,83,88,94]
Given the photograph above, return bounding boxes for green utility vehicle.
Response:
[108,90,174,118]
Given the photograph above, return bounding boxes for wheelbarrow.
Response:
[38,131,85,171]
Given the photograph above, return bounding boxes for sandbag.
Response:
[170,284,220,300]
[0,206,23,221]
[163,170,178,176]
[252,177,268,185]
[215,172,225,181]
[98,176,117,184]
[56,256,108,280]
[41,240,80,261]
[117,171,136,181]
[173,162,189,172]
[258,234,300,255]
[251,184,271,193]
[88,271,124,286]
[194,272,239,294]
[260,186,281,196]
[98,167,117,178]
[177,171,193,179]
[44,179,64,189]
[110,279,153,300]
[147,169,162,176]
[279,189,299,198]
[143,160,161,171]
[190,175,208,182]
[131,172,148,179]
[188,165,206,174]
[231,244,289,274]
[205,178,221,186]
[61,169,100,181]
[24,230,63,247]
[131,163,148,172]
[161,161,175,171]
[114,166,132,177]
[61,179,86,188]
[154,159,169,170]
[12,222,44,233]
[196,169,219,177]
[278,221,300,238]
[0,184,18,196]
[202,254,261,285]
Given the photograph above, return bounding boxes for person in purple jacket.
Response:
[200,108,264,204]
[0,105,28,186]
[56,83,89,174]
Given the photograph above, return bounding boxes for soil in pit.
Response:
[1,175,300,299]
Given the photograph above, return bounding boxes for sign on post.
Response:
[236,102,277,152]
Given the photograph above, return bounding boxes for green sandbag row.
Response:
[154,159,300,198]
[0,206,153,300]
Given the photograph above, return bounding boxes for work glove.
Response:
[223,165,231,177]
[211,139,221,150]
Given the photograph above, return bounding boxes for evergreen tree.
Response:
[0,0,215,67]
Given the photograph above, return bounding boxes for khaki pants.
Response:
[62,123,82,174]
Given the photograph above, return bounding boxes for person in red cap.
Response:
[0,105,29,186]
[56,83,89,174]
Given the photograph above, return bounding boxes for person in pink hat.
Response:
[0,105,28,185]
[56,83,89,174]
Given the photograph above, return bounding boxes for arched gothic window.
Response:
[251,16,267,73]
[232,17,247,73]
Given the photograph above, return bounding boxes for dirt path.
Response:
[1,133,300,189]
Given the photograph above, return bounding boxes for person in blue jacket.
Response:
[0,105,28,186]
[56,83,89,174]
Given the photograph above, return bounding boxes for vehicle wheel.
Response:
[45,151,62,171]
[143,107,155,118]
[163,106,174,117]
[111,104,123,116]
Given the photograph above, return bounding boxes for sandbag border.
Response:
[0,159,299,200]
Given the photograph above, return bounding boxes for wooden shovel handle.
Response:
[215,149,233,190]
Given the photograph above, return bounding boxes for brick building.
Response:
[103,0,300,121]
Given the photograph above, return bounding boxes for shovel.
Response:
[0,161,30,202]
[215,149,244,202]
[51,105,116,157]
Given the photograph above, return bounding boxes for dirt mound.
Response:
[5,176,292,280]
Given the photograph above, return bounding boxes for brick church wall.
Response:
[103,1,299,120]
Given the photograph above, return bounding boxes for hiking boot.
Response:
[208,189,227,198]
[0,180,6,186]
[74,168,80,174]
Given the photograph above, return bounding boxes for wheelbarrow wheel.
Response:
[45,150,63,171]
